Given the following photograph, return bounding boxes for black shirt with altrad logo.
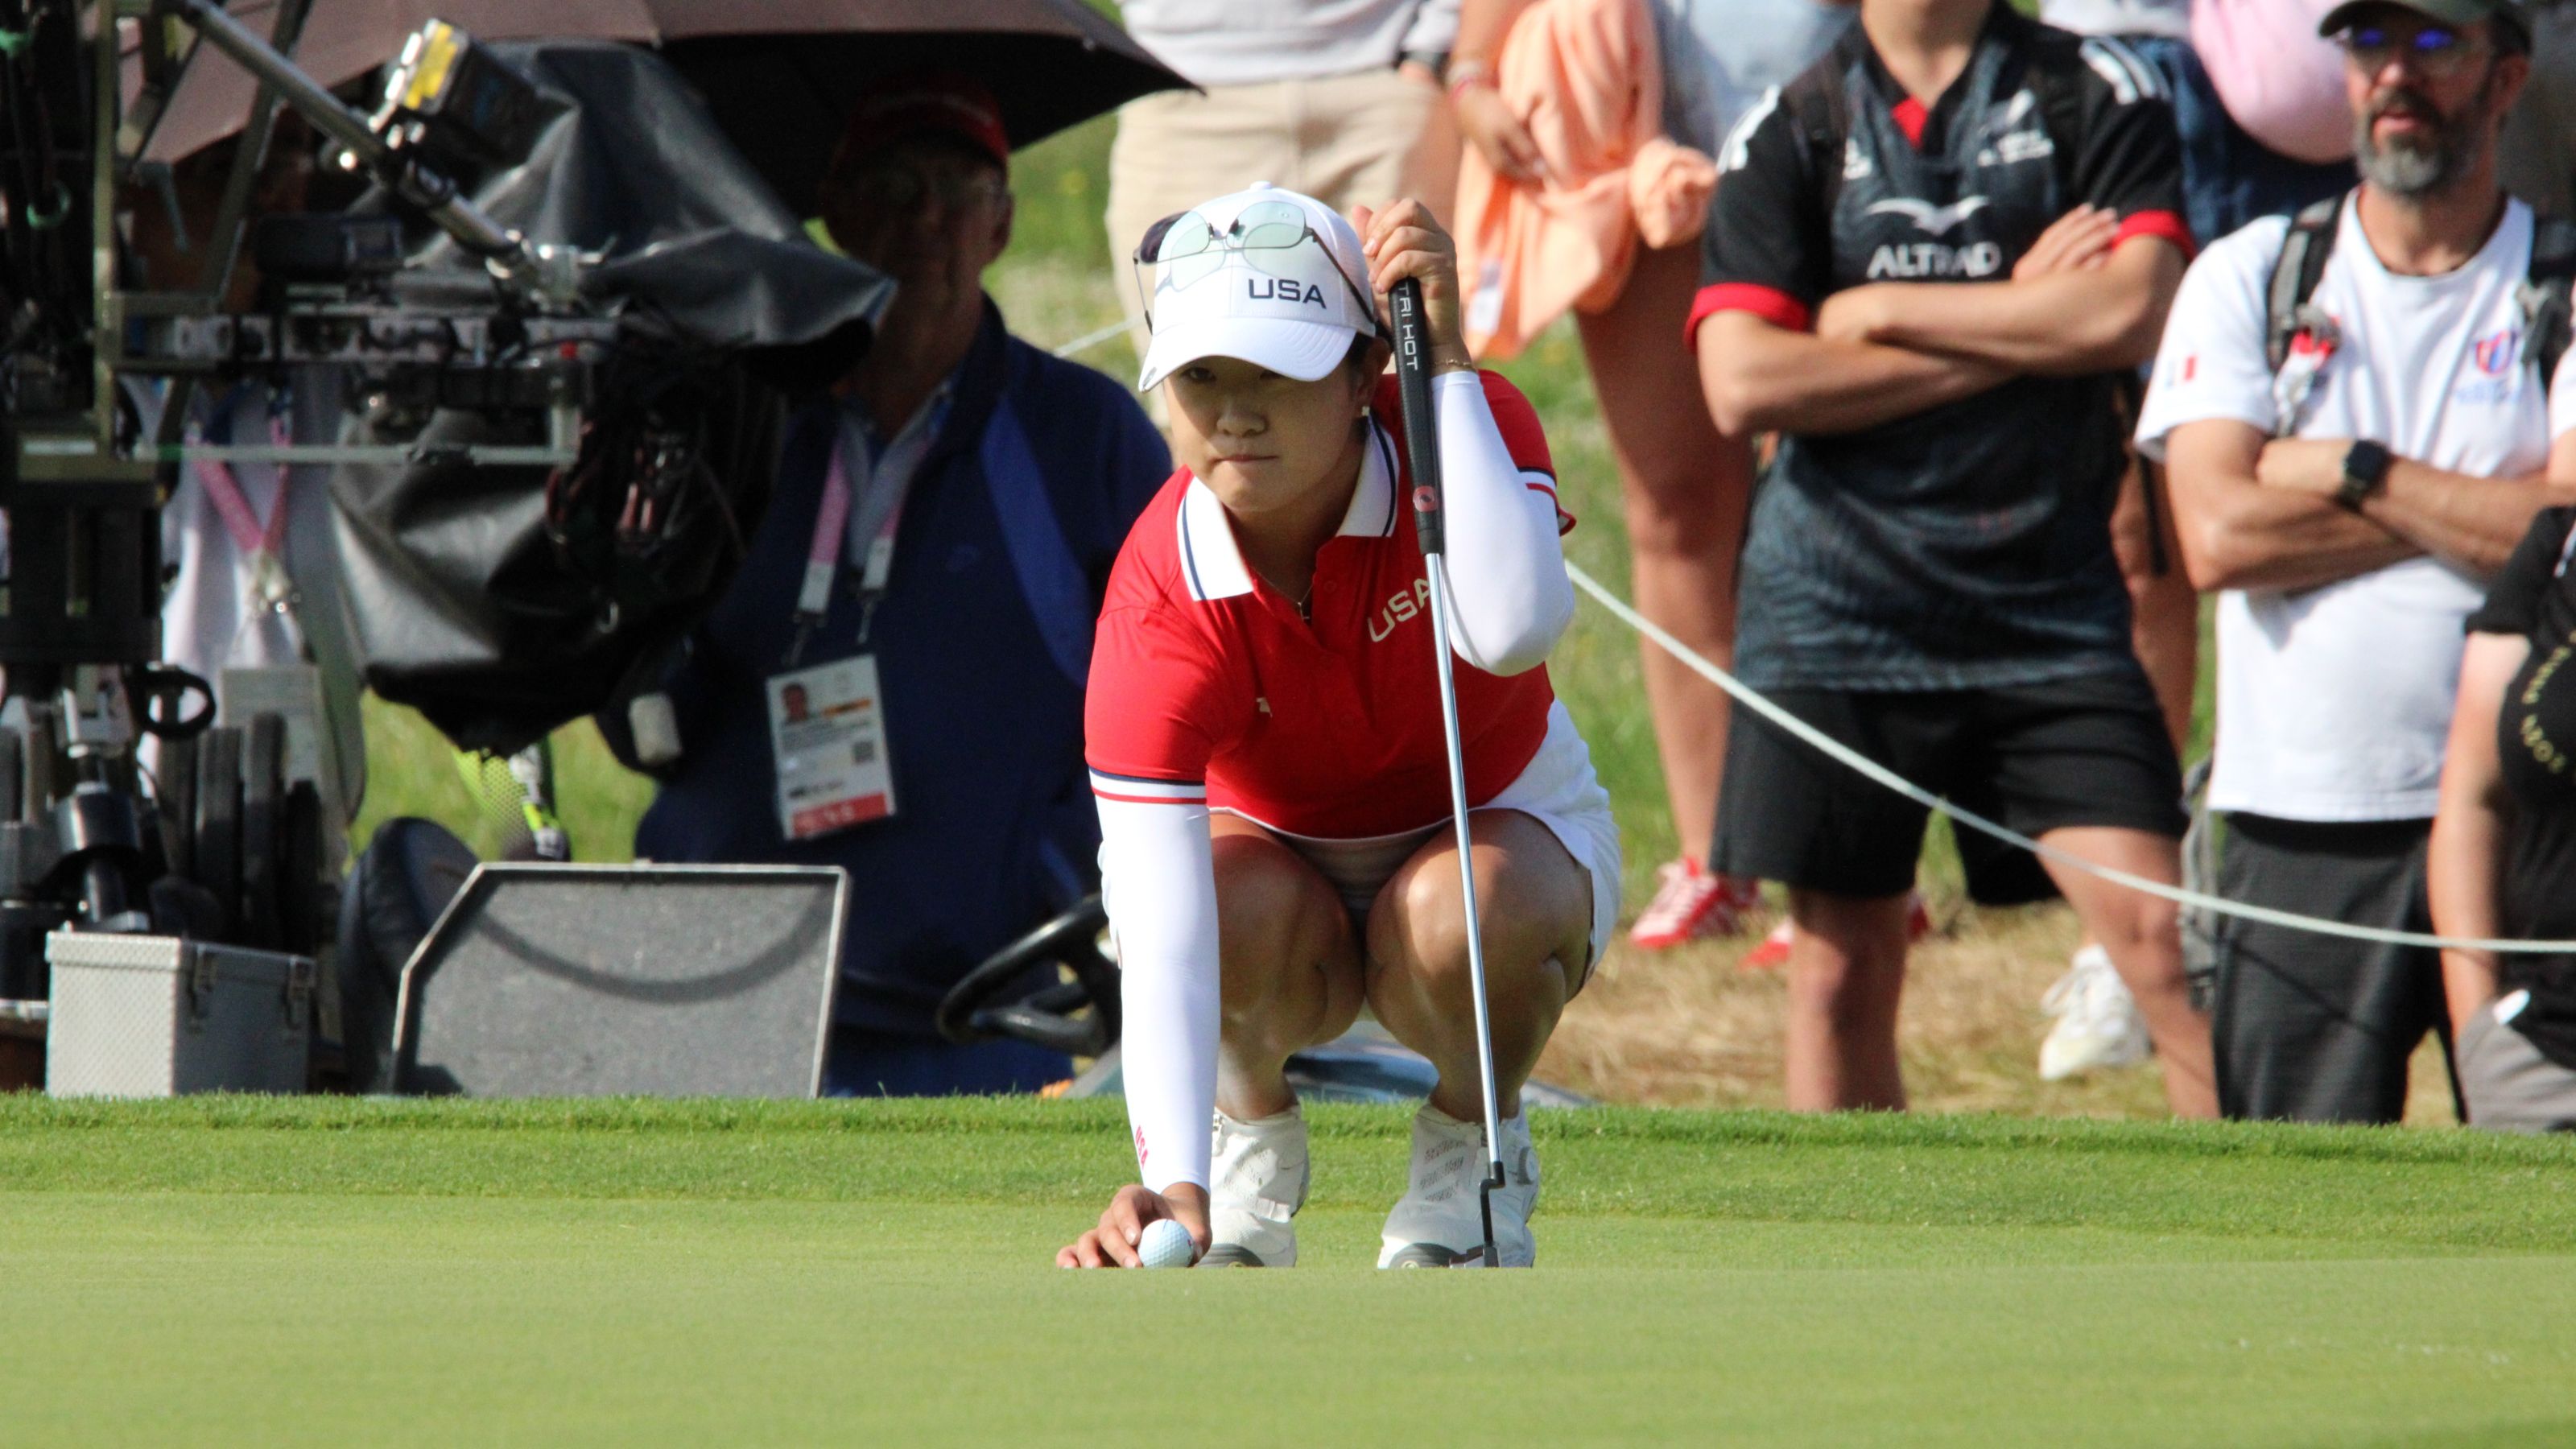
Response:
[1695,2,2191,691]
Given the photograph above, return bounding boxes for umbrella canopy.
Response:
[133,0,1187,211]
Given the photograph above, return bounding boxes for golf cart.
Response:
[934,894,1591,1108]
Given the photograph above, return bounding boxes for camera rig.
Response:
[0,0,660,1003]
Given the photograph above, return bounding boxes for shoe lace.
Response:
[2040,966,2084,1018]
[1634,861,1719,933]
[2050,956,2131,1035]
[1409,1118,1486,1203]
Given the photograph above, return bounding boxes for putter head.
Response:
[1479,1178,1499,1269]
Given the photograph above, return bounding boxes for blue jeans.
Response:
[2129,35,2353,250]
[823,1026,1073,1097]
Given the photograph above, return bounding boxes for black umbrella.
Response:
[669,22,1175,216]
[133,0,1188,213]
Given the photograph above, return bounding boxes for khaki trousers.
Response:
[1106,66,1459,344]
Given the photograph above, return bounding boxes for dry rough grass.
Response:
[1542,897,2466,1127]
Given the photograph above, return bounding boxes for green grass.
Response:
[4,1096,2574,1445]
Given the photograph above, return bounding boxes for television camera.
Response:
[0,0,794,1013]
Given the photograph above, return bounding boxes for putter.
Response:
[1387,276,1508,1269]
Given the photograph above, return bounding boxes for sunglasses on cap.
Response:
[1129,200,1385,339]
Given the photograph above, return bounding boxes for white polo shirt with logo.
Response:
[2137,195,2576,822]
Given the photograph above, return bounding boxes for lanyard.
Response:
[188,408,296,613]
[790,431,911,664]
[2271,316,2340,439]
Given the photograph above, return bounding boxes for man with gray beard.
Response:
[2138,0,2566,1121]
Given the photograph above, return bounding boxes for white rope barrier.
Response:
[1049,316,1142,359]
[1565,560,2576,956]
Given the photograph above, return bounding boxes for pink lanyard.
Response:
[799,443,857,622]
[790,436,907,663]
[191,412,293,558]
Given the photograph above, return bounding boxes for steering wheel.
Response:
[934,894,1119,1058]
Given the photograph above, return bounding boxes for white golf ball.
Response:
[1136,1218,1195,1269]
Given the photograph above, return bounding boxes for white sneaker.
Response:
[1201,1106,1307,1267]
[2038,944,2151,1081]
[1379,1104,1538,1268]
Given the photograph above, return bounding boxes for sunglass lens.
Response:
[1153,215,1215,262]
[1146,213,1218,287]
[1236,204,1315,279]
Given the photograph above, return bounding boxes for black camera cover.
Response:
[329,41,895,755]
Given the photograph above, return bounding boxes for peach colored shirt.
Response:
[1455,0,1718,359]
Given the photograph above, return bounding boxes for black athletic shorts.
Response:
[1711,669,2187,905]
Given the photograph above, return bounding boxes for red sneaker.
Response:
[1629,860,1760,950]
[1739,892,1932,971]
[1738,917,1794,972]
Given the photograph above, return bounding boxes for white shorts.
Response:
[1219,702,1622,981]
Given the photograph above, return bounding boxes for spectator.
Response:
[2187,0,2365,235]
[1695,0,2215,1116]
[1451,0,1856,950]
[1106,1,1462,351]
[2433,504,2576,1131]
[123,122,367,845]
[625,75,1170,1096]
[2140,0,2552,1122]
[2004,2,2196,1084]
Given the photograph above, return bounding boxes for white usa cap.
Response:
[1133,183,1383,392]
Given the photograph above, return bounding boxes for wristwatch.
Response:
[2336,440,2393,512]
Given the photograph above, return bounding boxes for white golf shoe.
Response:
[1199,1105,1308,1267]
[2038,943,2151,1081]
[1379,1103,1538,1268]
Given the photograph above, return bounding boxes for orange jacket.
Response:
[1455,0,1718,360]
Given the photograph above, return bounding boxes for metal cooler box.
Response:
[45,931,315,1096]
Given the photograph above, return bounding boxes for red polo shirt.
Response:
[1087,370,1563,839]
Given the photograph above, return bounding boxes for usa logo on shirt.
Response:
[2475,327,2522,375]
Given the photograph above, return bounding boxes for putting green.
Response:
[3,1098,2572,1446]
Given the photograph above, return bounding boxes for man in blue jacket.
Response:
[628,73,1170,1094]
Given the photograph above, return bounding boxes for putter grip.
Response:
[1389,278,1444,558]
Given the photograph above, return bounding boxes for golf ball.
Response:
[1136,1218,1195,1269]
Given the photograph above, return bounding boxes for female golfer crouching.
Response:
[1059,185,1619,1269]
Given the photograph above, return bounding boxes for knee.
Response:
[2101,890,2181,949]
[1785,958,1894,1030]
[1393,864,1476,993]
[2096,896,2186,977]
[1622,497,1719,559]
[1784,898,1905,1024]
[1620,459,1748,560]
[1212,840,1340,1009]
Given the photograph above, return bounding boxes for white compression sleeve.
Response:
[1097,794,1220,1195]
[1430,372,1576,675]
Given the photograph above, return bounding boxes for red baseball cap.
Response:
[828,72,1010,176]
